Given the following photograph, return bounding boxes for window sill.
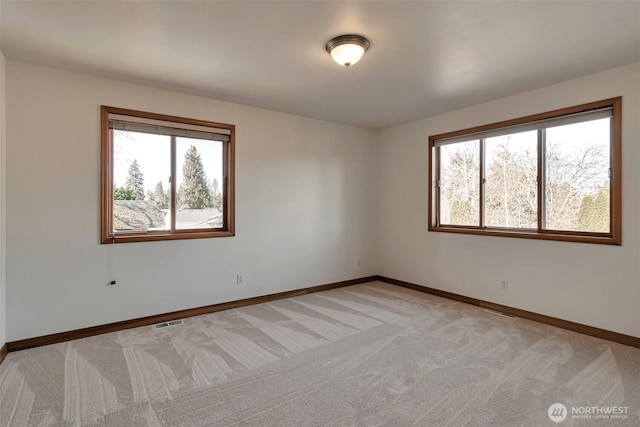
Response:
[102,230,235,244]
[428,226,620,245]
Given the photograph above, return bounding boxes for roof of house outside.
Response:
[176,209,222,229]
[113,200,167,231]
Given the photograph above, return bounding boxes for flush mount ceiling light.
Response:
[325,34,370,68]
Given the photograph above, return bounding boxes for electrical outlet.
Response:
[501,280,509,292]
[358,259,362,268]
[236,274,244,285]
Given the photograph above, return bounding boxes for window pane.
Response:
[485,130,537,228]
[439,140,480,226]
[545,118,610,232]
[112,131,171,233]
[176,137,224,230]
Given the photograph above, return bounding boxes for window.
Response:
[429,97,621,245]
[101,106,235,243]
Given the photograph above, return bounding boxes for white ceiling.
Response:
[1,1,639,129]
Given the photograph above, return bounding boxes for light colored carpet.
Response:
[1,281,639,426]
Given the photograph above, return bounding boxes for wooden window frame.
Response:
[101,106,235,244]
[428,97,622,245]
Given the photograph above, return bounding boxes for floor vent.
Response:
[484,309,518,319]
[153,319,185,329]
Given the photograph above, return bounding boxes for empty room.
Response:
[0,1,639,426]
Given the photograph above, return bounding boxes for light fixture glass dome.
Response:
[325,34,370,68]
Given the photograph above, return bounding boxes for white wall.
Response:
[377,62,640,338]
[5,59,639,343]
[5,60,378,341]
[0,51,6,348]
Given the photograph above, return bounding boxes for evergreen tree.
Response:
[450,200,472,225]
[592,187,610,232]
[210,178,223,211]
[114,187,136,200]
[150,181,169,209]
[125,159,145,200]
[577,187,609,232]
[178,146,212,209]
[577,195,595,231]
